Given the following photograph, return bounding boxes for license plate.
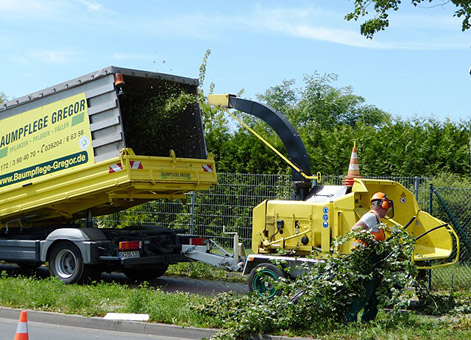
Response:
[119,251,140,259]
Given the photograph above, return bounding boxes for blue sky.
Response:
[0,0,470,121]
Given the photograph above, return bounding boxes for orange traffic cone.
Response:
[14,311,28,340]
[343,142,361,186]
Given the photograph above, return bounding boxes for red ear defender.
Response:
[381,196,391,210]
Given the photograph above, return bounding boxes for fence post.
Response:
[429,183,434,215]
[414,176,420,201]
[426,183,435,289]
[190,191,196,235]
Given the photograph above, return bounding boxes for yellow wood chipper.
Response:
[207,94,459,296]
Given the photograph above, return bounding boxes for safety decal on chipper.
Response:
[0,93,94,187]
[322,206,329,228]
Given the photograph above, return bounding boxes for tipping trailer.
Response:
[0,66,217,283]
[204,94,460,296]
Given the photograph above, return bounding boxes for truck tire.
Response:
[248,263,285,299]
[48,242,88,284]
[122,264,169,282]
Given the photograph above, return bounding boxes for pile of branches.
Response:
[194,226,418,339]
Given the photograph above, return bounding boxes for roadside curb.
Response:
[0,306,310,339]
[0,306,217,339]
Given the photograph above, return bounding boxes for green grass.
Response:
[1,270,471,339]
[315,313,471,340]
[0,271,220,328]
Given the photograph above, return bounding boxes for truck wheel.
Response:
[123,264,169,282]
[248,263,285,299]
[48,242,87,284]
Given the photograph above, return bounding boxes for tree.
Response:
[0,92,6,104]
[296,73,390,130]
[346,0,471,38]
[205,73,392,175]
[199,51,471,178]
[257,73,390,131]
[222,74,471,177]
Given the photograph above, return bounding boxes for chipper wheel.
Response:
[248,263,285,299]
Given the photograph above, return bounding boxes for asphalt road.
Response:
[0,312,220,340]
[0,263,250,339]
[0,263,248,295]
[0,265,305,340]
[0,310,306,340]
[101,272,248,295]
[2,317,199,340]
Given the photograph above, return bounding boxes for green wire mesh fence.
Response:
[95,173,468,288]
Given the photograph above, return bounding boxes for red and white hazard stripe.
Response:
[109,161,143,173]
[130,161,143,170]
[109,163,123,173]
[202,164,213,173]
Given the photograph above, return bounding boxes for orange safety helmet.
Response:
[371,192,392,210]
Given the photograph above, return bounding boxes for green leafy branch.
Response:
[194,225,419,339]
[345,0,471,38]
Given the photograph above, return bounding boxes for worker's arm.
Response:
[352,220,369,231]
[353,212,379,231]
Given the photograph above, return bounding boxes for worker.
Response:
[344,192,392,324]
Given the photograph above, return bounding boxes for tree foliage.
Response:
[257,72,390,130]
[346,0,471,38]
[202,72,471,178]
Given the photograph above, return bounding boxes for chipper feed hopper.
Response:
[252,178,459,267]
